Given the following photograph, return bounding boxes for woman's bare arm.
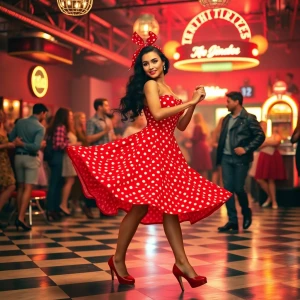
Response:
[144,80,202,122]
[176,105,197,131]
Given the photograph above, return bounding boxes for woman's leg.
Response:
[212,167,223,187]
[200,171,208,179]
[211,170,218,185]
[114,205,148,276]
[47,152,63,214]
[256,179,271,205]
[256,179,269,195]
[0,185,15,212]
[69,177,81,213]
[163,213,197,278]
[16,183,24,214]
[18,183,33,224]
[60,176,75,214]
[268,179,278,208]
[218,167,223,187]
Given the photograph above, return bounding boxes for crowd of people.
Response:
[0,92,297,232]
[0,92,295,232]
[0,99,147,230]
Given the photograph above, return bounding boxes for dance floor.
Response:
[0,205,300,300]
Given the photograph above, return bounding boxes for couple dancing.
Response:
[67,31,232,291]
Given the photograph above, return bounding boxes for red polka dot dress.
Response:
[67,95,232,224]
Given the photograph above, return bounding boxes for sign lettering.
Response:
[182,8,251,45]
[205,86,228,100]
[191,44,241,59]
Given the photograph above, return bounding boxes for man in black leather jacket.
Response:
[217,92,265,232]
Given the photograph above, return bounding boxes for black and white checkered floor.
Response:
[0,204,300,300]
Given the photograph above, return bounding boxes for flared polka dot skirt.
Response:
[67,95,232,224]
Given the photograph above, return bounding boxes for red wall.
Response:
[0,52,73,111]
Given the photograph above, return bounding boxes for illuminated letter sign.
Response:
[205,86,228,100]
[191,44,241,59]
[174,8,259,72]
[182,8,251,45]
[30,66,48,98]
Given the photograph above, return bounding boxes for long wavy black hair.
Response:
[116,46,170,122]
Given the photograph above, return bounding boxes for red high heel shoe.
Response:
[172,264,207,291]
[108,256,135,285]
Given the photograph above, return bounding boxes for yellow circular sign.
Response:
[30,66,48,98]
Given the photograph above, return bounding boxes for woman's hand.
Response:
[13,137,24,147]
[6,142,16,149]
[40,140,46,149]
[191,85,206,105]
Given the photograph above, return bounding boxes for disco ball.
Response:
[57,0,93,16]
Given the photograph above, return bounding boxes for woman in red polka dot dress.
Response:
[67,32,231,291]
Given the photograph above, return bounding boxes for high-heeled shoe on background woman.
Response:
[261,198,271,207]
[59,206,71,217]
[108,256,135,285]
[15,219,31,231]
[172,264,207,291]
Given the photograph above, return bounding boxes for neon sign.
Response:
[272,81,287,94]
[174,8,259,72]
[191,44,241,59]
[204,86,228,100]
[30,66,48,98]
[182,8,251,45]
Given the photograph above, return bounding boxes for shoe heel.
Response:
[15,219,19,231]
[107,256,135,285]
[14,219,31,231]
[175,275,184,291]
[110,267,114,281]
[172,264,206,291]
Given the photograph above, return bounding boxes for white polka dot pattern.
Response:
[67,95,232,225]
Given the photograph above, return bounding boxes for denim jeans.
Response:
[221,154,251,224]
[46,151,64,212]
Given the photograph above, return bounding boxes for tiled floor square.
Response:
[34,258,91,268]
[0,268,47,280]
[0,255,31,263]
[228,283,300,299]
[0,286,68,300]
[0,261,37,271]
[29,252,80,261]
[41,263,101,276]
[0,276,56,292]
[50,271,111,285]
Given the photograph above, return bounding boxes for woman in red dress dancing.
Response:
[67,32,231,291]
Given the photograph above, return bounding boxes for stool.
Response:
[9,190,48,226]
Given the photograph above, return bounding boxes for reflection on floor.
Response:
[0,204,300,300]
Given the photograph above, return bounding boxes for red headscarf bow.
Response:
[130,31,162,69]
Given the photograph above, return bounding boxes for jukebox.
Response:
[261,81,298,189]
